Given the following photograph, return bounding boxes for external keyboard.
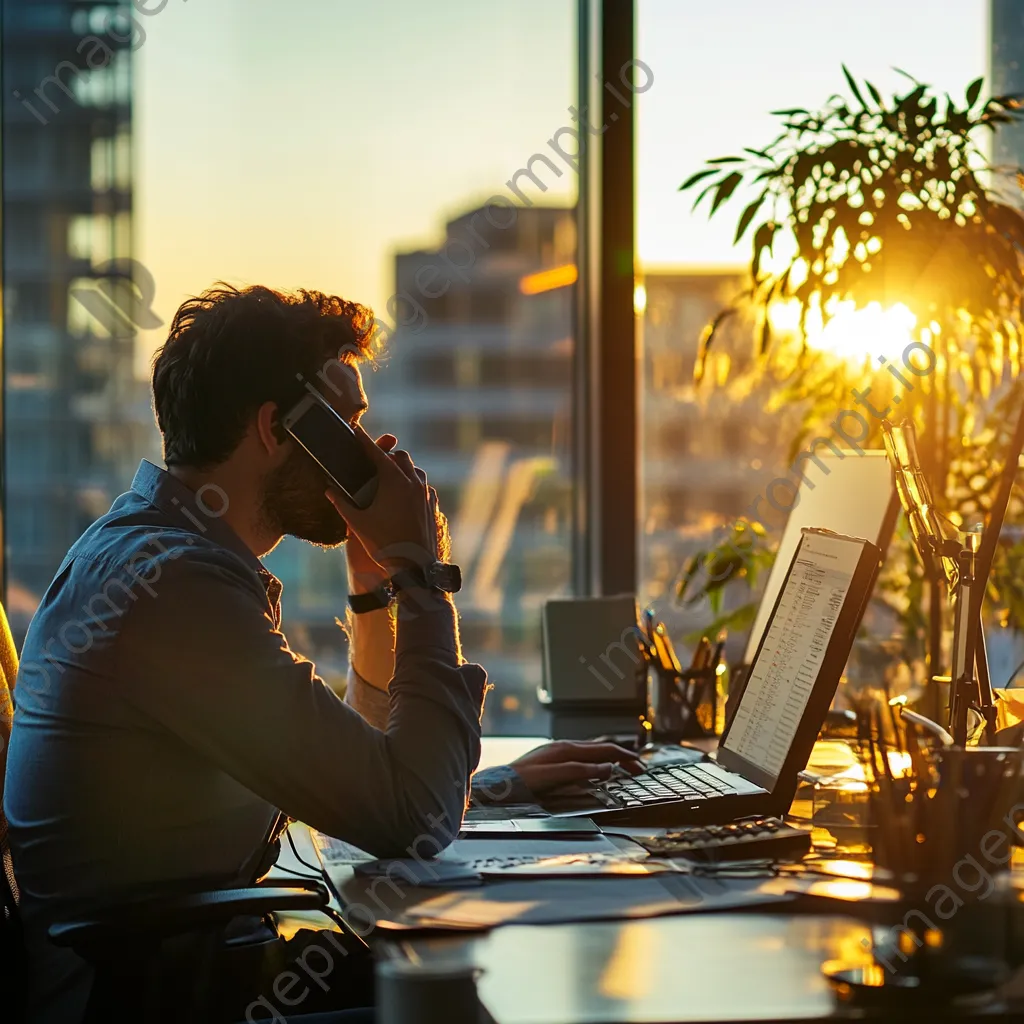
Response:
[593,763,740,811]
[639,817,812,862]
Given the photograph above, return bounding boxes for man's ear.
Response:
[256,401,288,454]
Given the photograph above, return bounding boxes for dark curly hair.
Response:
[152,284,378,467]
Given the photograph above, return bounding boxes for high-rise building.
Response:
[991,0,1024,201]
[2,2,158,638]
[640,269,795,653]
[369,202,577,733]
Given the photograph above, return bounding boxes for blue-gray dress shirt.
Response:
[3,460,514,1022]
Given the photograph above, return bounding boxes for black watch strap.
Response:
[347,583,394,614]
[390,561,462,595]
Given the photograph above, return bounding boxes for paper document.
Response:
[404,875,790,928]
[724,532,863,782]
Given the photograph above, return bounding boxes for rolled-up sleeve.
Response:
[115,549,486,858]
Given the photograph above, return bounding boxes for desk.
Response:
[286,737,1024,1022]
[385,915,874,1023]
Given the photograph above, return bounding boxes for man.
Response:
[4,285,641,1022]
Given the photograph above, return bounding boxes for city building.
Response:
[639,268,795,654]
[365,202,577,734]
[2,1,158,639]
[990,0,1024,202]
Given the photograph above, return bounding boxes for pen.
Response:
[710,636,726,671]
[695,637,713,672]
[643,607,656,648]
[636,607,655,659]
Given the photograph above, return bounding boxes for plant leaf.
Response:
[966,76,984,108]
[673,554,702,603]
[841,64,866,110]
[692,178,720,211]
[706,156,744,165]
[734,191,766,243]
[693,307,737,383]
[865,80,884,108]
[710,172,743,216]
[679,167,717,191]
[683,602,760,647]
[752,221,777,259]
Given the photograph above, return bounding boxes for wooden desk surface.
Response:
[387,914,875,1023]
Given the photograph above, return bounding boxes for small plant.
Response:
[674,518,775,643]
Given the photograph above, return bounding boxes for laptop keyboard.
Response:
[593,763,741,809]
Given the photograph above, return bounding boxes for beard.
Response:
[259,448,349,547]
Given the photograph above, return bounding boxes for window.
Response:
[3,0,580,735]
[636,0,987,642]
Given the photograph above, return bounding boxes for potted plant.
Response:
[677,69,1024,695]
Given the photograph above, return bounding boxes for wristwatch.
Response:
[390,560,462,595]
[347,561,462,613]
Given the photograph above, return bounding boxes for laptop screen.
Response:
[721,531,864,785]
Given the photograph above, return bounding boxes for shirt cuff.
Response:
[395,591,458,659]
[471,765,535,806]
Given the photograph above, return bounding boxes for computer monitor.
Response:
[741,450,898,666]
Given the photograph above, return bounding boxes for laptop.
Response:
[554,529,882,827]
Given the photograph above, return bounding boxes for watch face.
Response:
[427,562,462,593]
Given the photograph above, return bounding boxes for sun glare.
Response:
[770,298,922,364]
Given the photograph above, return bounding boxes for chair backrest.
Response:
[0,598,20,908]
[0,600,24,1023]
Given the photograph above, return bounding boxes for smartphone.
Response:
[281,393,379,509]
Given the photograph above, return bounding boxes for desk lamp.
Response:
[882,418,996,745]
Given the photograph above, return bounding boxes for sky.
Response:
[636,0,988,267]
[133,0,577,367]
[134,0,988,369]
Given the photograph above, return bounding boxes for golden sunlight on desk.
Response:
[393,915,875,1023]
[995,689,1024,738]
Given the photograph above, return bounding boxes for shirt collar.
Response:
[130,460,273,588]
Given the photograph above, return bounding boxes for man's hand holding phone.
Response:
[327,428,439,576]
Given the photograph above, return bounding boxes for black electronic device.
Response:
[549,529,882,827]
[636,816,811,862]
[282,392,379,509]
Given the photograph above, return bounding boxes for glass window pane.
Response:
[4,0,579,735]
[637,0,986,651]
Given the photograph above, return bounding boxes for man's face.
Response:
[259,361,368,547]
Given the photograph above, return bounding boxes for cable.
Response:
[286,825,326,876]
[273,864,323,883]
[284,828,370,951]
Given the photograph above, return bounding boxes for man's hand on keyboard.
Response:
[509,741,645,796]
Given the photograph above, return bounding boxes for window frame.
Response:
[574,0,638,597]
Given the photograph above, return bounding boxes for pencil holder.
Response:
[824,707,1024,1011]
[679,667,719,740]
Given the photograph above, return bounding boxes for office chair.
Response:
[0,599,343,1024]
